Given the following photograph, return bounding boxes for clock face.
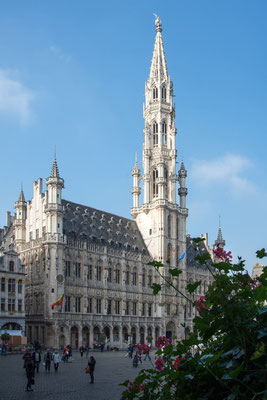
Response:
[56,274,64,284]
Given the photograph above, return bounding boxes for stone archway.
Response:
[140,327,145,344]
[59,334,65,349]
[166,321,176,342]
[131,327,136,344]
[104,326,110,340]
[122,327,128,342]
[93,326,101,343]
[82,326,90,346]
[113,326,119,343]
[70,326,79,349]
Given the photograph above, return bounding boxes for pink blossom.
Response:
[195,296,210,312]
[173,357,183,370]
[155,358,165,371]
[213,245,232,263]
[156,336,171,349]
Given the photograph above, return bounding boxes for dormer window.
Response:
[153,87,158,100]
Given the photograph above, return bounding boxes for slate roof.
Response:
[186,236,212,270]
[62,199,149,255]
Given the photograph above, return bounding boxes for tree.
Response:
[121,242,267,400]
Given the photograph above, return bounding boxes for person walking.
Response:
[23,349,32,371]
[79,345,84,357]
[32,348,41,373]
[88,356,96,384]
[44,348,52,372]
[133,352,139,367]
[25,358,34,392]
[85,345,89,357]
[53,349,61,372]
[143,346,151,362]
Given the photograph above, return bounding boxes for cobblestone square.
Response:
[0,351,154,400]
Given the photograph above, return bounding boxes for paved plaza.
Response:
[0,350,154,400]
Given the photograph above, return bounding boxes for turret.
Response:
[14,188,27,249]
[178,161,188,208]
[131,156,141,209]
[45,157,64,238]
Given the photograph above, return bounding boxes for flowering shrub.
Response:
[213,245,233,262]
[121,242,267,400]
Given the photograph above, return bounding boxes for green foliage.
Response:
[1,333,10,342]
[169,268,182,277]
[121,243,267,400]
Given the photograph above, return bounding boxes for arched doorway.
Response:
[70,326,79,349]
[131,327,136,344]
[113,326,119,343]
[93,326,100,343]
[82,326,89,346]
[59,334,65,349]
[155,327,160,346]
[104,326,110,341]
[147,327,153,345]
[140,327,145,344]
[166,321,176,342]
[122,327,128,342]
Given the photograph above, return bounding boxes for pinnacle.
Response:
[215,226,225,247]
[18,188,25,202]
[51,158,60,178]
[149,17,168,80]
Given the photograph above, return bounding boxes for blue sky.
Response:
[0,0,266,271]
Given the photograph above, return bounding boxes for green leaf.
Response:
[194,253,211,265]
[187,281,201,294]
[147,261,164,268]
[256,248,267,259]
[192,237,206,243]
[120,380,130,387]
[151,283,162,295]
[250,343,265,360]
[169,268,182,277]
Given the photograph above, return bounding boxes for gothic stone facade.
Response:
[0,18,216,349]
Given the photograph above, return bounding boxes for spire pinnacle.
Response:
[149,15,168,80]
[18,187,25,202]
[215,220,225,248]
[51,157,60,178]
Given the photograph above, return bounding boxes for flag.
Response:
[178,250,187,260]
[50,293,64,308]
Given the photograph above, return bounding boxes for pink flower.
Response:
[195,296,210,312]
[156,336,171,349]
[213,245,232,263]
[155,358,165,371]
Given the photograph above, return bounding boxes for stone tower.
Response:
[131,16,188,268]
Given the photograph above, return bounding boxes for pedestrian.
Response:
[133,352,138,367]
[143,346,151,362]
[53,349,61,372]
[23,349,32,370]
[100,342,104,352]
[25,358,34,392]
[85,345,89,357]
[1,343,7,355]
[88,356,96,384]
[32,348,41,373]
[79,345,84,357]
[44,348,52,372]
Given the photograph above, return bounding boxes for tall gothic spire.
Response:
[149,16,168,81]
[18,187,25,203]
[215,221,225,248]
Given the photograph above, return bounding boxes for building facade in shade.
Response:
[0,17,219,349]
[0,249,26,340]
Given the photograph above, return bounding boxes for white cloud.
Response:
[0,70,34,124]
[49,45,71,63]
[191,153,256,196]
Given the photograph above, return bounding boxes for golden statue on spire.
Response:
[153,14,162,32]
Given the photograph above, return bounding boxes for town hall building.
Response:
[0,17,222,349]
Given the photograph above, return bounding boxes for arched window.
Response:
[153,169,158,198]
[153,87,158,100]
[164,168,168,198]
[162,86,166,100]
[162,122,167,145]
[9,261,14,272]
[153,122,158,133]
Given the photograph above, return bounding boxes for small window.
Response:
[149,229,152,235]
[18,299,23,312]
[132,272,137,286]
[1,298,5,311]
[9,261,14,272]
[107,299,112,315]
[153,87,158,100]
[75,297,81,313]
[125,301,130,315]
[18,280,22,294]
[96,298,102,314]
[65,296,71,312]
[87,298,92,313]
[1,278,5,292]
[162,86,166,99]
[115,300,120,315]
[167,304,171,316]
